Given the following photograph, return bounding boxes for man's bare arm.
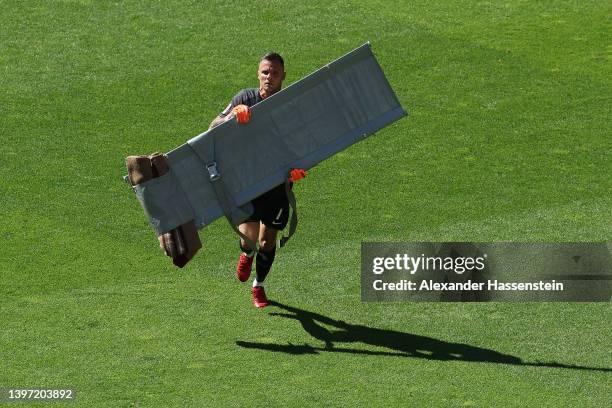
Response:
[209,115,229,129]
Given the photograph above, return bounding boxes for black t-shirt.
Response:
[219,88,262,117]
[218,88,289,204]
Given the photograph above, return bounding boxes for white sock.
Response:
[253,279,264,288]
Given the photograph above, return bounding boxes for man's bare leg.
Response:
[258,223,279,252]
[239,221,260,250]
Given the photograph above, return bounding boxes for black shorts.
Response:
[244,183,289,230]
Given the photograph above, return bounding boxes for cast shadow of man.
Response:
[236,301,611,372]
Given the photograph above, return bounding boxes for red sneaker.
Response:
[236,253,254,282]
[251,286,269,308]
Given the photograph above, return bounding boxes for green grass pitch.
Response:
[1,1,610,406]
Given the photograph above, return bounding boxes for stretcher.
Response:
[125,42,407,266]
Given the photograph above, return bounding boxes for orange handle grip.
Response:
[289,168,307,182]
[232,104,251,124]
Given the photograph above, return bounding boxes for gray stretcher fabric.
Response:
[135,43,407,235]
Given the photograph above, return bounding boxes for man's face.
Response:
[258,59,285,98]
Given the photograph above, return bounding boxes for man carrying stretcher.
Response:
[210,52,306,308]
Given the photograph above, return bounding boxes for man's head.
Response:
[258,52,286,99]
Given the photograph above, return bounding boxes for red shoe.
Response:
[251,286,269,308]
[236,253,254,282]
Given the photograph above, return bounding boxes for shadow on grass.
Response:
[236,301,611,372]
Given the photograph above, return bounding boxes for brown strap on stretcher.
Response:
[125,153,202,267]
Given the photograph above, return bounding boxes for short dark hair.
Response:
[261,52,284,67]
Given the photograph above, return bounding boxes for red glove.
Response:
[232,104,251,124]
[289,168,307,182]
